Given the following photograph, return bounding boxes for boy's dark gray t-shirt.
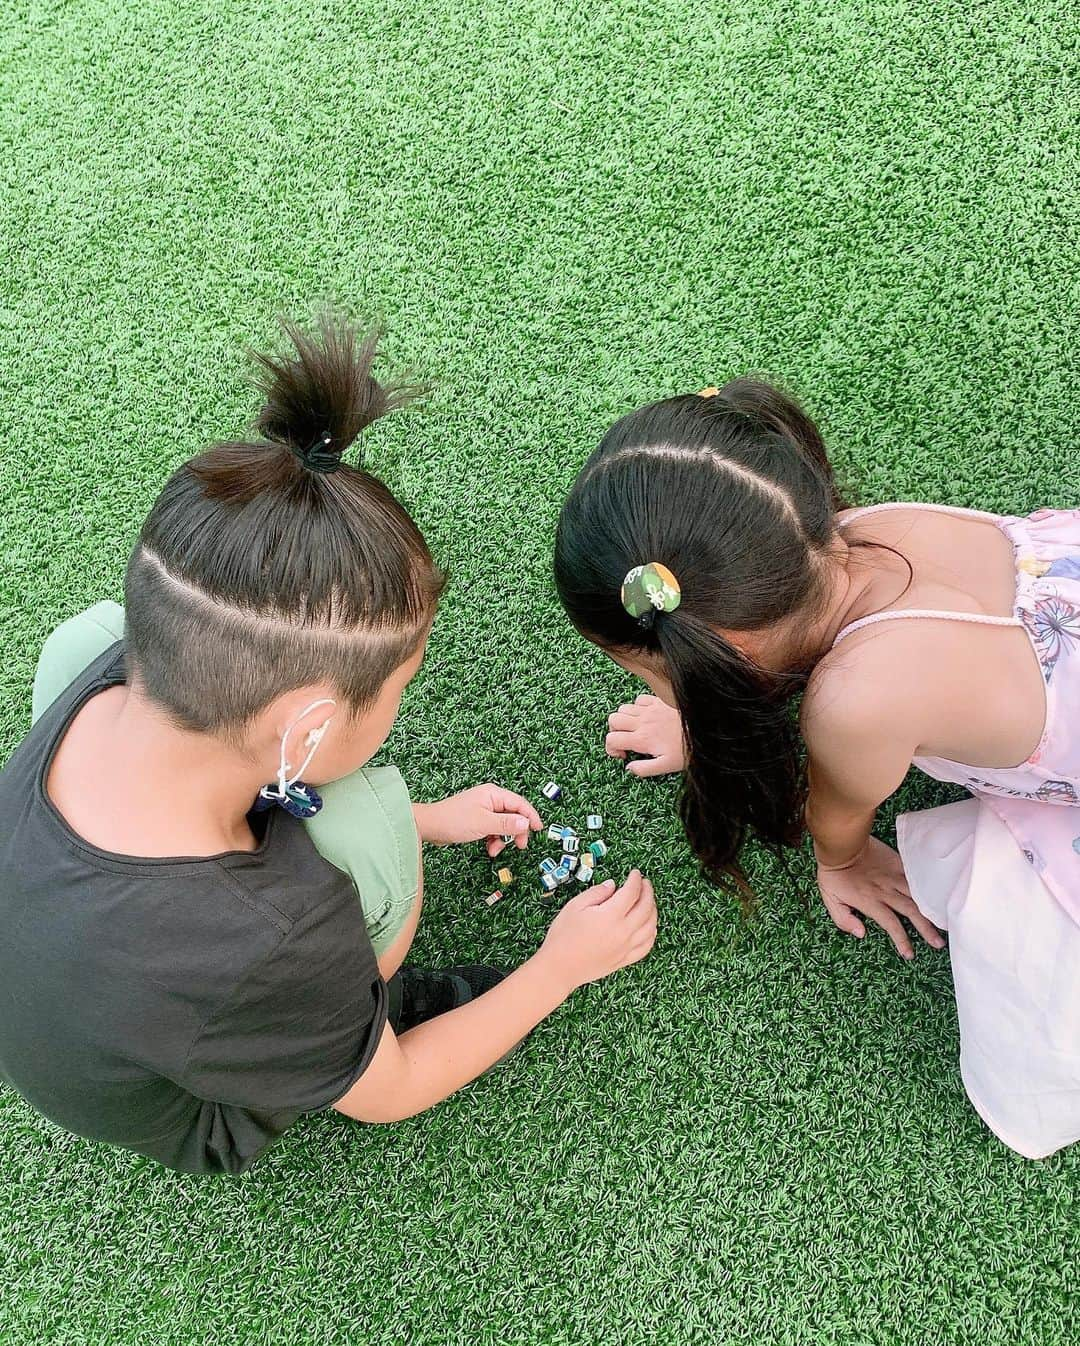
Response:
[0,644,387,1174]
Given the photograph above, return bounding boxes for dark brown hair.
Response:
[124,314,445,735]
[554,380,845,899]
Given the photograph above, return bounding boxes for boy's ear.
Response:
[260,688,338,760]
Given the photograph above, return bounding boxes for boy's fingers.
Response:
[490,812,531,838]
[607,869,644,915]
[626,756,667,778]
[579,879,617,906]
[635,693,659,706]
[631,922,658,956]
[493,791,543,831]
[626,891,657,937]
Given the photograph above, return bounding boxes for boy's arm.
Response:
[333,872,656,1123]
[334,955,570,1122]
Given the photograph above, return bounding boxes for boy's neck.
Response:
[48,684,266,858]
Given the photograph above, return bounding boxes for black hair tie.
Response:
[293,431,340,475]
[637,609,657,632]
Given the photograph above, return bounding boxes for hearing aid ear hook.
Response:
[304,722,329,750]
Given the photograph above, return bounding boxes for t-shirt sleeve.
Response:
[181,890,388,1114]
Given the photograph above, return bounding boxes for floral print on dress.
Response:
[910,509,1080,931]
[1019,555,1080,582]
[1020,591,1080,684]
[965,777,1078,805]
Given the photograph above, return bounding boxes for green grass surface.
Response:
[2,1,1078,1342]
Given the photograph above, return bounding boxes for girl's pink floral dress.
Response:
[841,504,1080,1158]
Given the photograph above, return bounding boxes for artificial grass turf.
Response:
[1,0,1078,1340]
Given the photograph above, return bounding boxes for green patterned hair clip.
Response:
[620,562,682,621]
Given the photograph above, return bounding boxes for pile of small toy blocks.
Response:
[485,782,607,906]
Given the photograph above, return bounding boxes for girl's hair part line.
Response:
[555,376,842,900]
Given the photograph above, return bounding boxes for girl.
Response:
[0,316,656,1175]
[554,380,1079,1160]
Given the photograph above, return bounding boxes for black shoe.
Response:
[388,964,508,1034]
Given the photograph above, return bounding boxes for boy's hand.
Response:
[817,837,945,961]
[539,870,657,991]
[414,786,543,855]
[605,694,686,776]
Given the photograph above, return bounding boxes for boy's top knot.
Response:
[293,430,341,475]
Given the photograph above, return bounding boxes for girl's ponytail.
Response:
[656,615,806,901]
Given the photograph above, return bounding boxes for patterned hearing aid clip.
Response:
[620,563,682,628]
[253,698,336,820]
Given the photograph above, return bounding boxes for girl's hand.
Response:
[539,870,657,990]
[414,786,543,855]
[817,837,945,961]
[605,694,686,776]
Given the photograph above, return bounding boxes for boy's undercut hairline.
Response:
[125,545,431,734]
[137,544,425,637]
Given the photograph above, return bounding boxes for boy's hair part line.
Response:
[123,313,444,735]
[135,544,432,637]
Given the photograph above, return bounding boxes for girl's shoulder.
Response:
[802,623,930,751]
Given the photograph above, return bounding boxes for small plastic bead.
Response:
[586,814,603,830]
[548,824,567,842]
[501,834,515,844]
[588,839,608,860]
[540,857,558,875]
[540,873,559,893]
[497,867,513,886]
[541,782,562,801]
[575,863,594,882]
[485,890,504,906]
[563,836,580,854]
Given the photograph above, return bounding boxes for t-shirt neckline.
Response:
[36,646,278,872]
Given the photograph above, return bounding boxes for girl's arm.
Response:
[332,871,657,1123]
[802,684,945,959]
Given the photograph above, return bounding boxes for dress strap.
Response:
[840,501,1003,525]
[833,501,1021,646]
[833,608,1024,648]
